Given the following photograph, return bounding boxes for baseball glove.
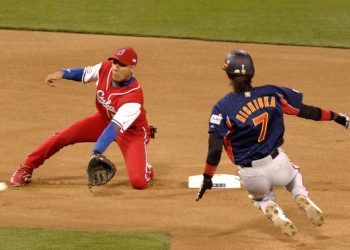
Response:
[87,153,116,188]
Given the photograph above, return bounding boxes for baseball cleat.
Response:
[10,165,33,187]
[147,163,153,181]
[265,204,297,236]
[295,195,324,226]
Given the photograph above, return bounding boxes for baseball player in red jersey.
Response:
[196,50,349,236]
[10,47,154,189]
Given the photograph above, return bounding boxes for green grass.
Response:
[0,0,349,48]
[0,227,169,250]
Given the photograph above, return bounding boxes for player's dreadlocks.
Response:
[228,75,253,93]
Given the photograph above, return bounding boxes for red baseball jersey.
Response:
[82,60,149,132]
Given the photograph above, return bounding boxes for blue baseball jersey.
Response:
[209,85,303,165]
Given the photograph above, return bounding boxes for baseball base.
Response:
[0,182,8,191]
[188,174,241,188]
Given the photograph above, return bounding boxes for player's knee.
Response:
[130,177,148,190]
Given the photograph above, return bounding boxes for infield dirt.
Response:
[0,30,350,250]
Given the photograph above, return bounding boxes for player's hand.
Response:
[44,71,64,87]
[334,113,349,129]
[196,174,213,201]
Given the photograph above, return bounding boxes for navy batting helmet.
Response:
[223,50,255,77]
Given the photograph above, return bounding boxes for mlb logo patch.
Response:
[210,114,223,125]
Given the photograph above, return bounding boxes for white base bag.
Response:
[188,174,241,189]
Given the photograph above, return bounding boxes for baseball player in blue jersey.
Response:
[196,50,349,236]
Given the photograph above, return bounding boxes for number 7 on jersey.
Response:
[252,112,269,143]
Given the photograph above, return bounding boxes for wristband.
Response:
[204,163,217,177]
[320,109,332,120]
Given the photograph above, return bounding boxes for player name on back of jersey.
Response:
[236,96,276,123]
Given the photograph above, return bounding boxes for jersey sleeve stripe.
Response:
[277,93,300,115]
[111,119,124,132]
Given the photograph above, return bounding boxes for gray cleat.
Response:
[295,195,324,226]
[265,204,297,236]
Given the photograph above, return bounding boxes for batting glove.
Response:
[335,113,349,129]
[196,174,213,201]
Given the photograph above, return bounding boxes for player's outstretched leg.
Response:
[10,113,105,187]
[295,195,324,226]
[264,203,297,236]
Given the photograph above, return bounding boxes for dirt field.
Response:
[0,30,349,250]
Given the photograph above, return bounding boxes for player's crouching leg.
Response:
[130,164,153,189]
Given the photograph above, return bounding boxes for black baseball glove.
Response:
[195,174,213,201]
[334,113,350,129]
[87,153,116,188]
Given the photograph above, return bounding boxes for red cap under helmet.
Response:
[108,47,138,65]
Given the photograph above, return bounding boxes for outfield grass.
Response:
[0,0,349,48]
[0,227,169,250]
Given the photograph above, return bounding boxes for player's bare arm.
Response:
[44,71,64,87]
[45,67,88,87]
